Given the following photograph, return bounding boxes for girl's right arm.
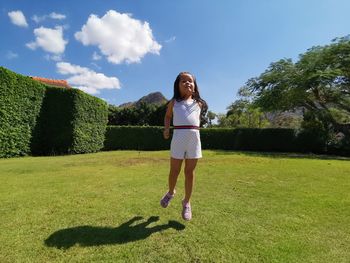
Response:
[163,100,174,139]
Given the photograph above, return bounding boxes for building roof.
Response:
[31,76,71,88]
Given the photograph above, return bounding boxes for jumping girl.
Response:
[160,72,207,221]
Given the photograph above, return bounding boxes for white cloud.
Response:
[165,36,176,43]
[75,10,161,64]
[6,51,19,59]
[26,42,37,50]
[44,54,63,62]
[49,12,66,20]
[56,62,121,95]
[92,51,102,60]
[8,10,28,27]
[90,62,101,70]
[32,12,66,23]
[26,26,68,54]
[32,15,44,23]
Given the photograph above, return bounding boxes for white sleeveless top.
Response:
[173,99,201,126]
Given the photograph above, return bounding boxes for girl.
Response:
[160,72,207,221]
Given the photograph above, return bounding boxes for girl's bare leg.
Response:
[183,158,198,203]
[168,157,183,195]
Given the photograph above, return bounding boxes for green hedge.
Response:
[1,66,108,157]
[104,126,171,150]
[72,89,108,153]
[200,128,299,152]
[2,65,345,157]
[0,67,45,157]
[104,126,348,155]
[104,126,313,153]
[32,87,108,155]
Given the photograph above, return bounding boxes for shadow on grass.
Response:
[45,216,185,249]
[211,150,350,161]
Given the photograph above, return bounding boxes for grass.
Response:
[0,150,349,263]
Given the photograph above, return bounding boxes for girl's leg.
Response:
[183,158,198,203]
[168,157,183,195]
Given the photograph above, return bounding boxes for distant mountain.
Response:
[119,92,168,108]
[265,108,304,128]
[118,101,135,108]
[265,108,304,121]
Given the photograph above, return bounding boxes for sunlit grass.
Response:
[0,150,349,262]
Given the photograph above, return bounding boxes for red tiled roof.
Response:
[31,76,71,88]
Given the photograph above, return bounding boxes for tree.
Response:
[149,103,167,126]
[108,102,167,126]
[108,104,140,125]
[206,111,217,127]
[240,36,350,137]
[218,99,270,128]
[134,101,157,126]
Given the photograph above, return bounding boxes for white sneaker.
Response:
[182,200,192,221]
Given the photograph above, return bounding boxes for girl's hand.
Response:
[163,129,170,139]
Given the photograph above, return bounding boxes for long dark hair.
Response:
[170,72,208,125]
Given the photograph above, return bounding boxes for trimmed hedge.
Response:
[2,65,346,157]
[104,126,349,155]
[72,89,108,154]
[1,66,108,157]
[200,128,299,152]
[31,87,108,155]
[0,67,45,157]
[104,126,321,153]
[104,126,171,150]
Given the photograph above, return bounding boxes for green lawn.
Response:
[0,150,349,263]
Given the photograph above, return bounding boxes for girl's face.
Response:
[179,74,195,99]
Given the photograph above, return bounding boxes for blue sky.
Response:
[1,0,350,114]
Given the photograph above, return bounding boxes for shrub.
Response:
[104,126,299,152]
[0,66,108,157]
[0,67,45,157]
[104,126,171,151]
[201,128,299,152]
[32,87,108,155]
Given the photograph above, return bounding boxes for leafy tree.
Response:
[134,101,156,126]
[108,105,139,125]
[267,111,303,129]
[108,105,121,125]
[218,99,270,128]
[108,102,166,126]
[240,36,350,137]
[149,103,168,126]
[206,111,217,127]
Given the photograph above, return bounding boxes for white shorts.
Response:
[170,129,202,159]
